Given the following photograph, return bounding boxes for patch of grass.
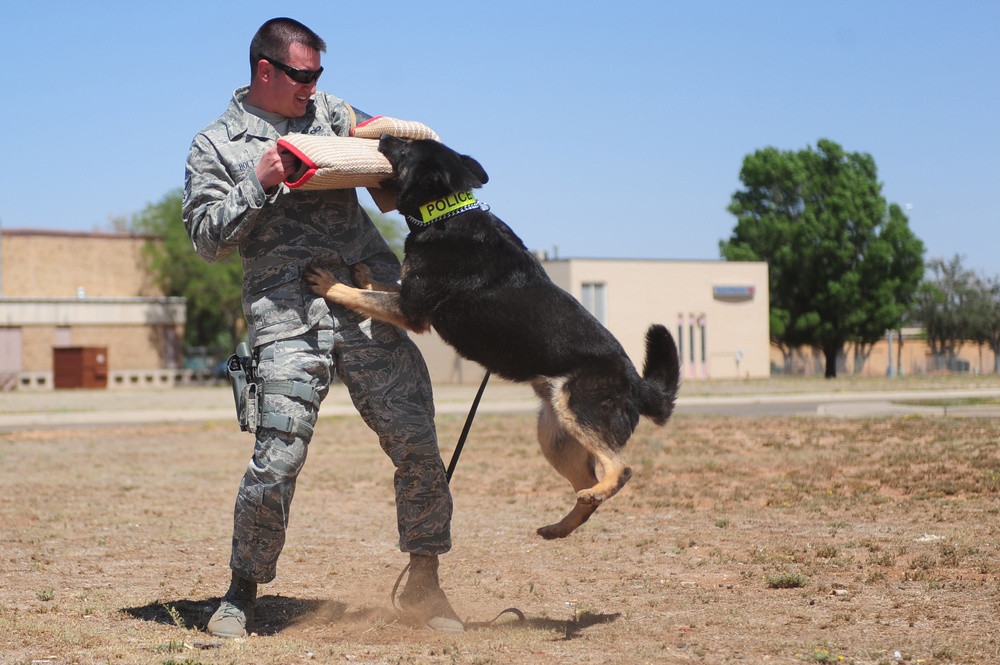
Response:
[800,648,847,662]
[766,572,808,589]
[892,396,1000,407]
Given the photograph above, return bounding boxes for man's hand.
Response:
[255,144,299,190]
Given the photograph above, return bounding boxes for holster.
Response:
[226,343,319,440]
[227,343,260,433]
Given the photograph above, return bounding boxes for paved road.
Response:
[0,382,997,432]
[677,389,1000,418]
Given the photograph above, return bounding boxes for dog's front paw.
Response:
[350,263,374,290]
[305,266,349,300]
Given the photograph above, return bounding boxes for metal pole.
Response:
[886,330,895,377]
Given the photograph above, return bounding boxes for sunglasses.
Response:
[262,55,323,84]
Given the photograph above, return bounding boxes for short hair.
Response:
[249,18,327,79]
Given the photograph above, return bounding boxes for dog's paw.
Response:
[537,524,569,540]
[576,490,606,505]
[350,263,374,290]
[305,269,356,305]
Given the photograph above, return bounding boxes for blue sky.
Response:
[3,1,998,275]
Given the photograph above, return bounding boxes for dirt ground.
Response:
[2,400,1000,664]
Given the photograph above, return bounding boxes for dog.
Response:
[305,135,680,539]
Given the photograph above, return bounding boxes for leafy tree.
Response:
[721,139,924,378]
[851,203,926,372]
[131,188,407,353]
[131,189,244,352]
[913,255,1000,373]
[967,275,1000,374]
[909,255,978,370]
[368,207,406,261]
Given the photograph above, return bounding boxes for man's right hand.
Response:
[255,144,299,190]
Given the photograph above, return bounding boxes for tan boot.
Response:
[398,553,464,633]
[206,573,257,638]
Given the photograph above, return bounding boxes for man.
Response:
[182,17,462,638]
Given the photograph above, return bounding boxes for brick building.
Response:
[410,258,771,384]
[0,228,775,390]
[0,229,185,390]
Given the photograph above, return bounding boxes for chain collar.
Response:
[405,192,488,229]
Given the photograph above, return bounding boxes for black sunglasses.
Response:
[262,55,323,84]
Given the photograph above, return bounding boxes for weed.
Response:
[800,648,845,662]
[153,640,186,653]
[766,572,808,589]
[162,603,186,630]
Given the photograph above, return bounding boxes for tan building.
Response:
[0,229,185,390]
[0,229,771,390]
[409,258,771,385]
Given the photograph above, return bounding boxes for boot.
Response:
[398,553,464,633]
[206,572,257,638]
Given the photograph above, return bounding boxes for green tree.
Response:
[131,189,244,352]
[721,139,924,378]
[967,274,1000,374]
[131,189,408,353]
[911,255,984,371]
[850,203,926,372]
[367,207,406,261]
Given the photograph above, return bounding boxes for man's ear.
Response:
[460,155,489,187]
[255,58,272,83]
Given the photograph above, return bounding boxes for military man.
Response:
[182,17,461,637]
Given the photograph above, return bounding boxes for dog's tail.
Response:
[638,324,680,426]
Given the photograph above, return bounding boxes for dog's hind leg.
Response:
[534,393,598,539]
[532,379,628,539]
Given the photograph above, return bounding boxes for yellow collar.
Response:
[419,190,479,223]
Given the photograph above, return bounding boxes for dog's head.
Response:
[378,134,489,216]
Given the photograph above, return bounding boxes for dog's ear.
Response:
[460,155,489,187]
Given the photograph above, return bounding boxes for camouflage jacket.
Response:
[182,87,394,348]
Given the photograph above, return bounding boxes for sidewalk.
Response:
[1,381,998,431]
[0,381,539,432]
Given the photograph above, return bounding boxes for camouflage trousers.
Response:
[229,307,452,584]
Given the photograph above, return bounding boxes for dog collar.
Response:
[406,191,481,228]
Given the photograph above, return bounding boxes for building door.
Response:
[0,328,23,390]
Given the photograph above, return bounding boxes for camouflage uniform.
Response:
[182,87,452,584]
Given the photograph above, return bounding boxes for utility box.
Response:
[53,347,109,389]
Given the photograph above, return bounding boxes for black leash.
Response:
[446,370,491,482]
[391,371,525,626]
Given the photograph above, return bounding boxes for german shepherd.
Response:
[306,135,680,539]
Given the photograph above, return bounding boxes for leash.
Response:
[446,370,491,482]
[390,371,526,627]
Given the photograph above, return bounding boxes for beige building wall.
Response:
[1,230,159,298]
[0,230,185,389]
[16,323,183,373]
[411,258,770,384]
[772,335,998,377]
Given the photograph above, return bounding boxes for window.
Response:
[581,282,607,326]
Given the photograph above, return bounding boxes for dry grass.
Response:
[2,409,1000,664]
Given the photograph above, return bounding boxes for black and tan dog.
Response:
[306,135,680,539]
